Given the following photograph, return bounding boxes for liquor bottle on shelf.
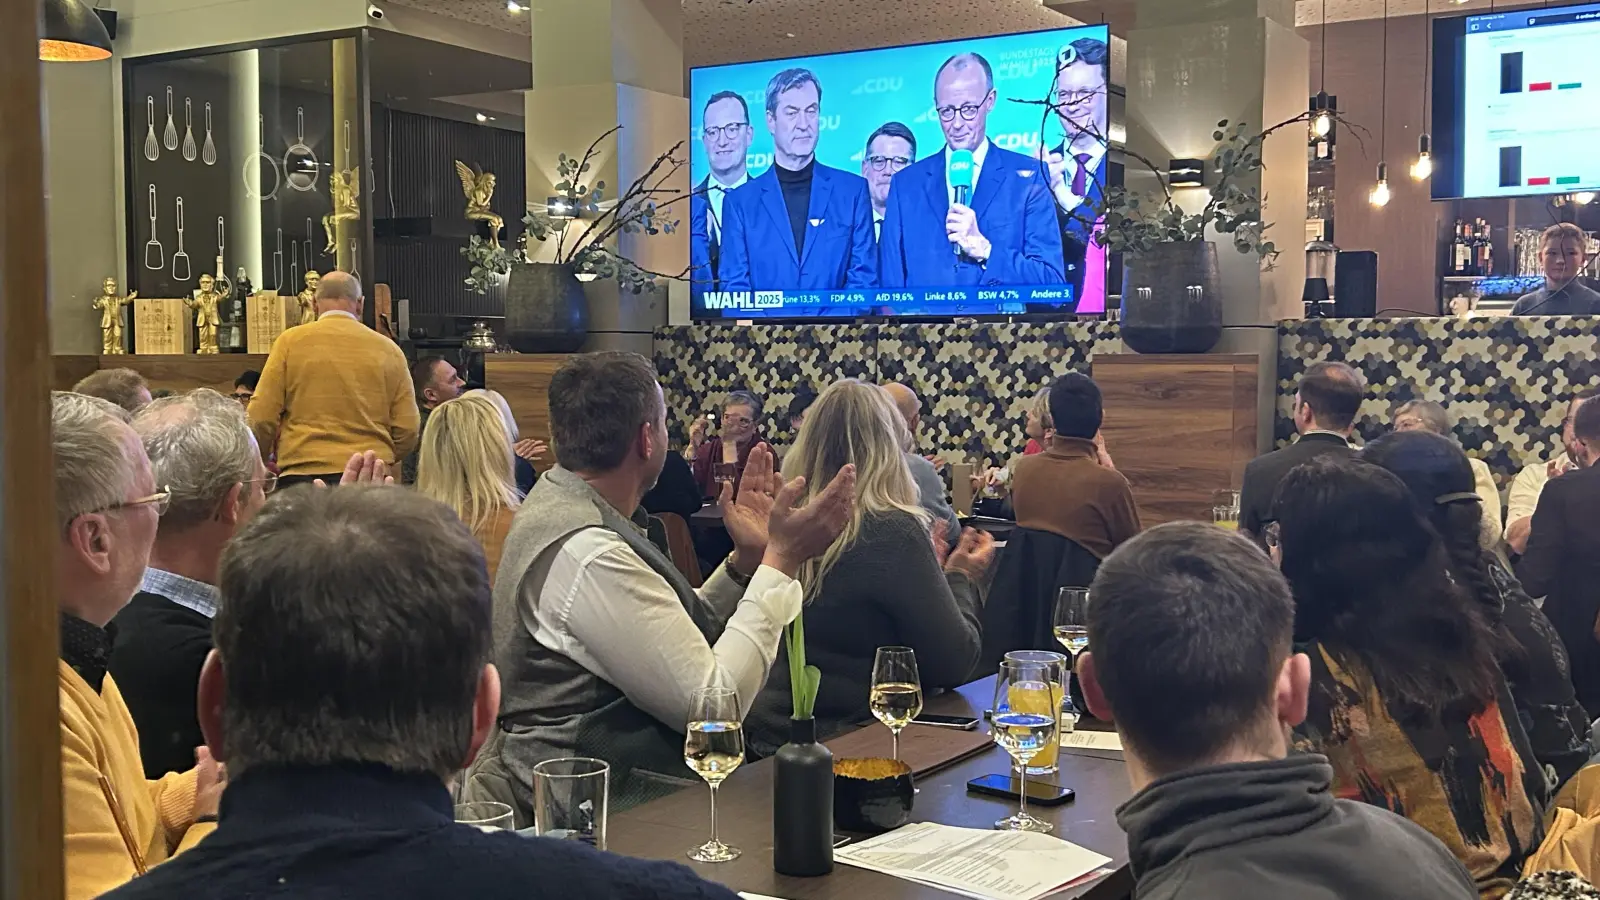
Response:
[1451,221,1472,276]
[1475,219,1494,277]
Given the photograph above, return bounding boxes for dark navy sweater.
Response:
[98,763,740,900]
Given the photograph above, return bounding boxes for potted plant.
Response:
[461,126,690,353]
[772,611,833,877]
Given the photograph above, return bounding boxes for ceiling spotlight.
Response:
[507,0,525,11]
[1369,162,1391,207]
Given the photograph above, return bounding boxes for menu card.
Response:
[836,821,1111,900]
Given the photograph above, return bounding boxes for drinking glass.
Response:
[1211,489,1240,530]
[684,686,744,862]
[455,801,515,831]
[1054,588,1091,727]
[991,659,1061,833]
[713,461,738,487]
[1003,650,1065,775]
[870,647,923,761]
[531,757,609,850]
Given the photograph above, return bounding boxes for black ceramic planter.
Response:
[503,262,589,353]
[773,718,834,876]
[1120,240,1224,354]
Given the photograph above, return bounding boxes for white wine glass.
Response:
[1054,587,1091,723]
[991,659,1060,833]
[684,685,744,862]
[871,646,923,761]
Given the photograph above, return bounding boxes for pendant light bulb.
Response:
[1312,110,1333,137]
[1370,163,1392,207]
[1411,134,1433,181]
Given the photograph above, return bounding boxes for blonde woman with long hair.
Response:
[415,393,522,582]
[745,380,996,756]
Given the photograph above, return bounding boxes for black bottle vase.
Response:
[773,717,834,876]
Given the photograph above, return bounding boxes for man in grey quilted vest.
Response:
[464,352,855,819]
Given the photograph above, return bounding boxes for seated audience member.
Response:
[643,449,703,522]
[73,368,153,413]
[1274,456,1545,896]
[1239,360,1362,538]
[747,381,994,754]
[787,389,817,435]
[882,382,961,549]
[401,355,465,484]
[230,371,259,406]
[468,388,543,496]
[463,353,854,817]
[1078,522,1478,900]
[1506,388,1596,555]
[1520,397,1600,719]
[1364,431,1591,788]
[100,486,742,900]
[415,394,522,584]
[1023,385,1052,455]
[112,390,271,778]
[52,392,220,900]
[1392,399,1503,550]
[688,389,773,499]
[1010,373,1140,558]
[1512,223,1600,316]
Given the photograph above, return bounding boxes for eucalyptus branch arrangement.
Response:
[462,126,697,295]
[786,613,820,720]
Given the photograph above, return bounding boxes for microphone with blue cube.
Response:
[948,148,975,256]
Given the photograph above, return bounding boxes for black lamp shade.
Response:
[40,0,113,62]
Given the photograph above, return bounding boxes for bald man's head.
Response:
[315,271,364,316]
[883,383,920,434]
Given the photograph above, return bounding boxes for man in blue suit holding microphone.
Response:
[719,68,878,292]
[880,53,1064,288]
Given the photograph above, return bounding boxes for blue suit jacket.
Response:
[689,176,717,304]
[879,142,1065,287]
[1052,142,1107,302]
[718,163,878,292]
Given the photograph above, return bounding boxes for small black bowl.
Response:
[833,757,915,833]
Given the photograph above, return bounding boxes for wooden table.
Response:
[608,678,1134,899]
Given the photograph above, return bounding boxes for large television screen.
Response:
[1431,1,1600,200]
[688,25,1112,320]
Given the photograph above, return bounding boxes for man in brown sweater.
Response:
[1010,372,1140,558]
[247,272,419,485]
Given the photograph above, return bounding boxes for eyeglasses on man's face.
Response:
[243,473,279,495]
[936,103,985,123]
[866,155,912,172]
[1052,88,1103,108]
[702,122,748,143]
[231,391,253,403]
[97,486,173,518]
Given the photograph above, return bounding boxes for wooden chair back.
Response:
[657,512,703,588]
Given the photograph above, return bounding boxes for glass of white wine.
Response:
[991,658,1060,833]
[870,646,923,761]
[1054,587,1091,725]
[685,685,744,863]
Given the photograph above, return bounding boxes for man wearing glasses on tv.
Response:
[1039,38,1111,309]
[862,122,917,246]
[879,52,1064,289]
[690,91,753,306]
[719,68,878,294]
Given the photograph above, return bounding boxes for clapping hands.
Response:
[720,444,856,578]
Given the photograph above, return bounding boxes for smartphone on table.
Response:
[966,774,1076,806]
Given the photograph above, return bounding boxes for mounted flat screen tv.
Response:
[688,25,1112,321]
[1431,1,1600,200]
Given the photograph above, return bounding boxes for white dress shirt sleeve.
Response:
[1504,461,1550,538]
[532,527,802,731]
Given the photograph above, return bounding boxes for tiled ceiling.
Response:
[383,0,1079,68]
[1294,0,1542,26]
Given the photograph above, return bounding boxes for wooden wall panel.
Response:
[93,354,269,396]
[1093,353,1260,526]
[53,355,100,391]
[484,355,572,451]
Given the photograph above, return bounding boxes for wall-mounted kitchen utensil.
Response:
[274,229,284,291]
[213,216,233,298]
[171,197,192,282]
[201,102,217,166]
[144,185,164,271]
[284,107,319,193]
[163,86,178,151]
[182,98,198,162]
[243,114,281,201]
[291,241,300,289]
[144,96,160,162]
[349,238,360,278]
[304,217,315,267]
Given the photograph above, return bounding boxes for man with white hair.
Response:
[53,392,222,900]
[883,382,960,549]
[112,388,272,777]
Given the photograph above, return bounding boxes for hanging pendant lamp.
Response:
[40,0,113,62]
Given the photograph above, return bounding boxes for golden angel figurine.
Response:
[297,270,321,326]
[323,167,361,253]
[185,273,224,354]
[456,161,504,248]
[93,277,135,355]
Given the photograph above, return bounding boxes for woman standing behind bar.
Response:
[415,394,522,584]
[745,381,995,757]
[1273,456,1544,899]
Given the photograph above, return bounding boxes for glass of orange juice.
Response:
[1003,651,1065,775]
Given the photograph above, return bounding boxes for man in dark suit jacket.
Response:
[880,52,1064,288]
[1239,361,1364,539]
[1039,37,1111,306]
[718,68,877,292]
[1520,398,1600,716]
[690,90,753,308]
[113,388,272,777]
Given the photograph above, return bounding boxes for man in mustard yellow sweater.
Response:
[52,392,223,900]
[247,271,420,485]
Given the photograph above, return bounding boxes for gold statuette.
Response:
[297,270,320,326]
[323,167,360,253]
[185,274,224,354]
[456,160,504,248]
[94,277,136,355]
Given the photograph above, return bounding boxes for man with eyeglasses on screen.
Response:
[719,68,878,294]
[690,91,753,306]
[1039,37,1111,308]
[862,122,917,246]
[879,52,1063,288]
